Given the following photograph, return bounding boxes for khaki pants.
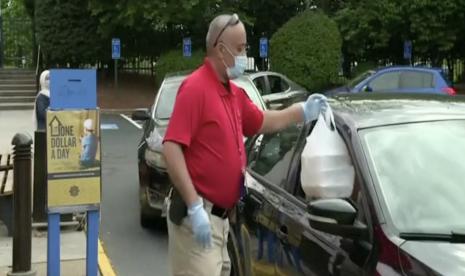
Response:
[167,199,231,276]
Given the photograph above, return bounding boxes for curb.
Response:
[98,239,116,276]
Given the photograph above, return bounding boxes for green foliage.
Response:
[270,10,342,91]
[35,0,103,67]
[351,61,378,77]
[2,0,33,67]
[154,50,205,85]
[336,0,465,65]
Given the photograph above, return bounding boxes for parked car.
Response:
[247,71,308,109]
[228,93,465,275]
[132,72,267,227]
[326,66,456,97]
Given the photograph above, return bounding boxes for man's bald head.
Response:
[205,14,247,82]
[206,14,246,54]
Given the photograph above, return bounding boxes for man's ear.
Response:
[217,45,226,59]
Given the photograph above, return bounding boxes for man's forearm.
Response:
[259,103,303,133]
[163,142,199,207]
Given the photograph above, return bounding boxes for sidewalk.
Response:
[0,223,88,276]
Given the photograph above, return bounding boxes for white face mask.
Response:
[223,45,247,79]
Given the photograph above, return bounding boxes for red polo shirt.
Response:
[163,59,264,209]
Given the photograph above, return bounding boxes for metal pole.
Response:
[47,213,60,276]
[86,210,99,276]
[114,59,118,89]
[33,131,47,223]
[8,132,36,276]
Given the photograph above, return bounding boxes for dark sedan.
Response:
[228,93,465,275]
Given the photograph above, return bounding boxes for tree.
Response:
[336,0,465,71]
[35,0,103,67]
[270,10,342,91]
[1,0,34,67]
[154,49,204,84]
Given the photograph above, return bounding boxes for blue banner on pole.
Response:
[260,37,268,58]
[112,38,121,60]
[49,69,97,109]
[404,40,412,60]
[183,37,192,57]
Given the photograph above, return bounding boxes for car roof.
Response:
[161,71,267,110]
[375,66,442,74]
[331,93,465,129]
[245,71,284,78]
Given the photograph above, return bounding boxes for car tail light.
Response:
[442,87,456,96]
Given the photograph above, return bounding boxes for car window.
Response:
[362,120,465,234]
[348,70,375,89]
[369,72,400,91]
[154,79,184,119]
[399,71,434,89]
[232,77,266,110]
[439,70,452,86]
[268,75,290,94]
[252,76,268,95]
[249,124,302,186]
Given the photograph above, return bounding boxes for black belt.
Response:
[211,205,230,219]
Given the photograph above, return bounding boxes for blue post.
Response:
[86,210,99,276]
[47,213,61,276]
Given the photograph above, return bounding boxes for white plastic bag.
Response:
[300,106,354,199]
[144,129,165,168]
[146,129,163,152]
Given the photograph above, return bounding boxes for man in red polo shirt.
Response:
[163,13,328,276]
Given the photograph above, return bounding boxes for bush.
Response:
[155,49,205,85]
[270,10,342,92]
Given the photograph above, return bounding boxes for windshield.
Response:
[154,79,184,120]
[362,120,465,234]
[154,76,265,120]
[348,70,375,89]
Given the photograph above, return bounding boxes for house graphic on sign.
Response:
[48,116,63,137]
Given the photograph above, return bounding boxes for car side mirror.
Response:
[362,85,373,92]
[308,198,368,240]
[132,109,151,121]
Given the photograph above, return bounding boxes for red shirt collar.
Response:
[203,58,235,97]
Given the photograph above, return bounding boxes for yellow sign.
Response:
[46,109,101,210]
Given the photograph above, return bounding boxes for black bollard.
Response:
[8,132,36,276]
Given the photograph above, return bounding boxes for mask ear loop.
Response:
[219,42,236,70]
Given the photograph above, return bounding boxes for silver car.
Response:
[246,71,308,109]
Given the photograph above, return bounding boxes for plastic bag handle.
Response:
[322,104,336,130]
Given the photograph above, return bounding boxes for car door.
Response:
[273,122,373,275]
[237,124,303,276]
[398,71,436,94]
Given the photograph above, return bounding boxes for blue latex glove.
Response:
[300,93,328,122]
[188,199,212,249]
